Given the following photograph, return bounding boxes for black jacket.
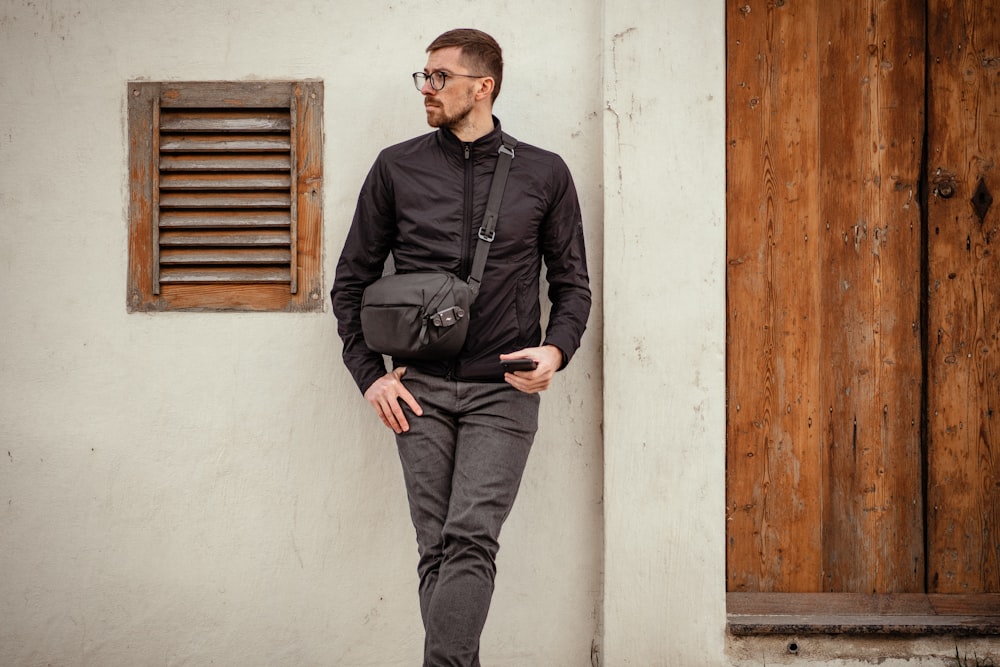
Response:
[332,119,591,394]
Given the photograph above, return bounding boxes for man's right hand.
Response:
[363,366,422,434]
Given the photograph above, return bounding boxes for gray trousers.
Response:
[394,369,540,667]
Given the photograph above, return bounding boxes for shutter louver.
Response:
[155,107,296,291]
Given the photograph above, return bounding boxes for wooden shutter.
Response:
[128,81,323,312]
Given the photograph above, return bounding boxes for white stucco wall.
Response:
[3,0,997,666]
[600,2,728,664]
[0,1,602,665]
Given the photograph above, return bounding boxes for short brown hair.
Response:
[426,29,503,102]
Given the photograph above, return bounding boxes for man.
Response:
[331,28,590,666]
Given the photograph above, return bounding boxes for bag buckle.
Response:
[431,306,465,328]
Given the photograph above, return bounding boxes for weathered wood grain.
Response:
[127,83,156,311]
[728,592,1000,635]
[727,0,925,594]
[817,0,925,594]
[926,0,1000,594]
[726,0,824,592]
[159,110,291,132]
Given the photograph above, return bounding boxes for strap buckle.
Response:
[478,212,497,242]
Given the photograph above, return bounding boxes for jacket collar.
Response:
[436,116,503,160]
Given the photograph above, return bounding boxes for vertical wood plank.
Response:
[127,82,159,312]
[727,0,824,592]
[817,0,925,594]
[152,95,162,295]
[291,80,324,311]
[289,84,299,295]
[927,0,1000,594]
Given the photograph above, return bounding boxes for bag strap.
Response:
[467,131,518,299]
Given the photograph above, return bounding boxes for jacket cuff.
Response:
[543,338,574,371]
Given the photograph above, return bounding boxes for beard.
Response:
[424,89,476,130]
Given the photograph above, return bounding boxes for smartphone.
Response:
[500,358,538,372]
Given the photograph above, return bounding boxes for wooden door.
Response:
[727,0,999,598]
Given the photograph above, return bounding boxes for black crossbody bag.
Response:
[360,133,518,360]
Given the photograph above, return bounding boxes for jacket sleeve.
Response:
[331,154,397,394]
[539,155,592,368]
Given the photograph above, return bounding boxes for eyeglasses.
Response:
[412,71,485,92]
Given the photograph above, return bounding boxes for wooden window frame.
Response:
[127,81,323,312]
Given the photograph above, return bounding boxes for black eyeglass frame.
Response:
[412,71,487,91]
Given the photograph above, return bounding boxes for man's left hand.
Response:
[499,345,563,394]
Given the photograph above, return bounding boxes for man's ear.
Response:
[475,77,495,102]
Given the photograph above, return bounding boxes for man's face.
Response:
[420,46,478,130]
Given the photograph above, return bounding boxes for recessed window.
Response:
[127,81,323,312]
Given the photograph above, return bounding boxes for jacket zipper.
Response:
[447,142,474,381]
[461,143,473,278]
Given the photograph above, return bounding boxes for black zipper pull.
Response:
[464,144,470,160]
